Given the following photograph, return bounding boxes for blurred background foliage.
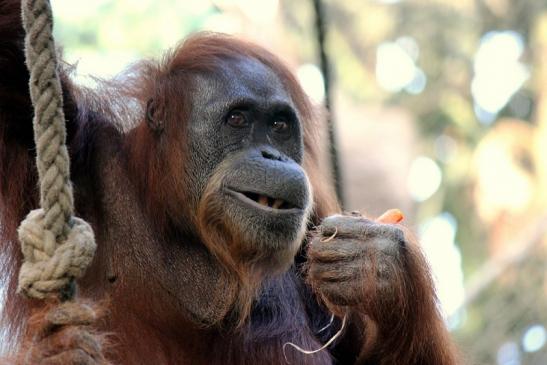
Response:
[48,0,547,363]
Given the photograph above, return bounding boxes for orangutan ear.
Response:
[145,98,164,134]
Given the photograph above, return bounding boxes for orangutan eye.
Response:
[226,111,248,128]
[272,119,289,134]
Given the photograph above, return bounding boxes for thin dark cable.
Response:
[311,0,344,206]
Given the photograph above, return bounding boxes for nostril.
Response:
[261,149,280,161]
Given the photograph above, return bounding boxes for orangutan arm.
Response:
[307,214,460,365]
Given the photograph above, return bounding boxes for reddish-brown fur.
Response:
[309,226,459,364]
[123,33,338,232]
[1,1,458,363]
[7,300,112,365]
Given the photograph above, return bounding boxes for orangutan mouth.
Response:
[228,190,301,212]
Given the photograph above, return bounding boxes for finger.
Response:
[312,226,406,260]
[308,239,364,263]
[308,260,364,283]
[322,221,406,250]
[317,280,363,306]
[40,327,103,360]
[45,302,97,328]
[320,215,405,242]
[42,349,97,365]
[320,215,375,236]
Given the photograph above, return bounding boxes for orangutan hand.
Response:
[19,301,110,365]
[307,213,407,308]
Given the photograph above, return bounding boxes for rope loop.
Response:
[17,209,96,299]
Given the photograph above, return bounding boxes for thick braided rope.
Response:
[17,0,96,299]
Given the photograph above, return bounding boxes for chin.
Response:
[219,188,310,273]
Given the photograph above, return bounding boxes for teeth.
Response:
[272,199,284,209]
[258,195,268,207]
[248,193,288,209]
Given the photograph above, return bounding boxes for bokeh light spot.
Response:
[419,213,464,321]
[405,67,427,94]
[297,64,326,104]
[497,341,521,365]
[407,156,442,202]
[471,30,529,122]
[376,42,417,92]
[522,324,547,353]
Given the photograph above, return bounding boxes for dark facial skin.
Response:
[186,57,312,272]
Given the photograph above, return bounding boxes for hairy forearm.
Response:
[307,215,459,365]
[350,241,459,365]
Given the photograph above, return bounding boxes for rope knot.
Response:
[17,209,96,299]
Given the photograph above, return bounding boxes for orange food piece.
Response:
[376,209,404,224]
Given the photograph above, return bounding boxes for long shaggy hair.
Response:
[123,33,339,327]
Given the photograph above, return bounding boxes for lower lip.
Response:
[226,190,302,214]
